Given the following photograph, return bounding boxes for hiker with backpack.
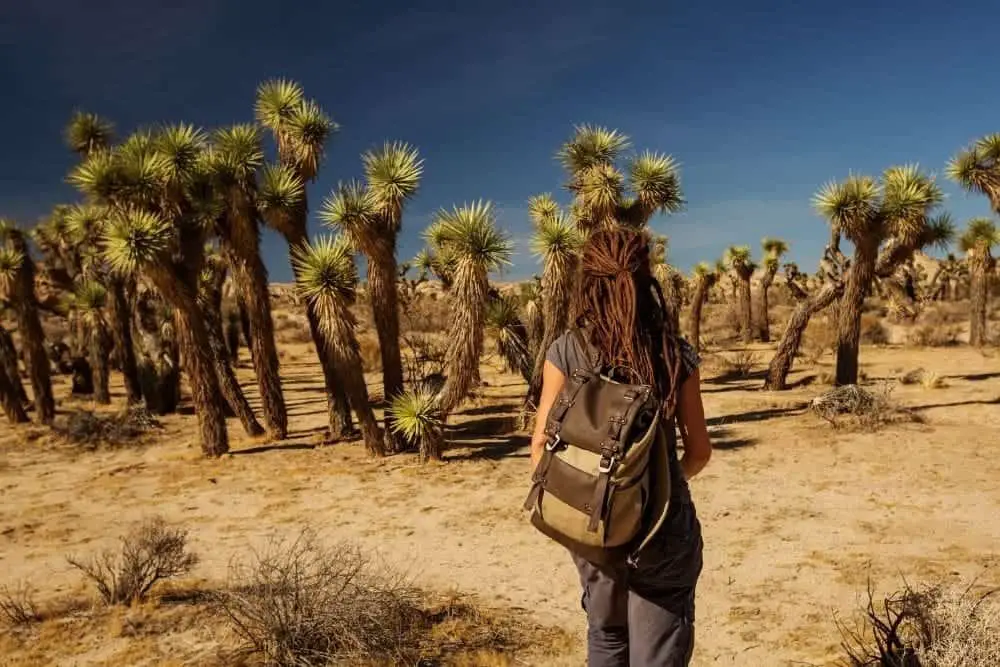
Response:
[524,228,713,666]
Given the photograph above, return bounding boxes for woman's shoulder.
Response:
[544,329,590,375]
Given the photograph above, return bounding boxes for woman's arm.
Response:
[530,360,566,471]
[676,367,712,480]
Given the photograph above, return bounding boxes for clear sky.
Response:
[2,0,997,281]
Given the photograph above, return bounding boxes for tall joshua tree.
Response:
[431,202,513,416]
[103,207,229,456]
[525,204,583,406]
[208,124,287,438]
[725,245,756,343]
[948,134,1000,213]
[255,79,354,440]
[292,235,385,456]
[815,166,944,386]
[322,143,423,450]
[688,261,722,354]
[959,218,999,347]
[757,238,789,342]
[0,222,55,423]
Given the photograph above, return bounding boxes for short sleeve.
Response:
[677,337,701,384]
[544,332,573,376]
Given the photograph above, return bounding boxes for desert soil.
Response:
[2,341,999,666]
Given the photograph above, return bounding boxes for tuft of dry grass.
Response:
[810,383,921,431]
[718,349,759,378]
[0,581,40,627]
[66,517,198,605]
[909,324,961,348]
[51,406,162,450]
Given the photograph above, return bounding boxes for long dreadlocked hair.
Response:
[573,227,684,418]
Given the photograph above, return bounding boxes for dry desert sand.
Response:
[2,335,1000,666]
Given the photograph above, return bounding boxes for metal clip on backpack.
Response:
[523,330,670,566]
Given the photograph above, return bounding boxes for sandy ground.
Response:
[2,341,1000,666]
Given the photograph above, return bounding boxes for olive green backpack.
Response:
[522,329,672,566]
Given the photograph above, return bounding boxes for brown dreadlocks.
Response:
[573,227,684,418]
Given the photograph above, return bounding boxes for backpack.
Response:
[522,329,673,566]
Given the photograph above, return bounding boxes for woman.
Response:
[530,228,713,666]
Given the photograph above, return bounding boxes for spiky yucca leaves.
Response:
[725,245,756,343]
[757,237,790,343]
[387,388,444,462]
[103,208,228,456]
[74,280,112,404]
[197,249,265,436]
[689,261,721,354]
[432,202,512,415]
[256,83,355,441]
[960,218,999,347]
[947,134,1000,213]
[525,212,584,405]
[485,292,532,382]
[292,236,385,456]
[527,193,560,226]
[0,225,55,423]
[557,125,684,231]
[65,111,114,157]
[208,124,287,440]
[814,166,943,385]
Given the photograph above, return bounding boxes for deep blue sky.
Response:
[2,0,997,281]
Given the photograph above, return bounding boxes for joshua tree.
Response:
[815,166,944,385]
[688,261,722,354]
[757,238,789,342]
[725,245,756,343]
[387,388,444,462]
[948,134,1000,213]
[960,218,999,347]
[255,80,354,440]
[0,355,27,424]
[65,111,114,159]
[0,223,55,424]
[198,249,265,436]
[557,126,684,231]
[292,235,385,456]
[103,206,229,456]
[485,291,532,382]
[321,142,423,450]
[431,202,512,416]
[208,124,287,439]
[73,281,111,404]
[0,321,27,404]
[525,207,584,406]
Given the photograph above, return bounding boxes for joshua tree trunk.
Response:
[225,309,241,363]
[526,260,574,406]
[440,267,488,417]
[367,244,405,451]
[284,230,355,440]
[835,241,879,386]
[757,269,777,343]
[134,294,179,414]
[0,324,27,403]
[968,254,990,347]
[201,284,265,437]
[107,278,142,404]
[237,296,253,363]
[420,425,444,462]
[764,281,843,390]
[9,237,54,424]
[688,277,711,355]
[738,272,753,344]
[149,268,229,457]
[89,319,111,405]
[322,316,385,456]
[0,361,28,423]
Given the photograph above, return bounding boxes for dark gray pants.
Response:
[573,554,696,666]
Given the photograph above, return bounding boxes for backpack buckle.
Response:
[597,454,618,474]
[545,434,563,451]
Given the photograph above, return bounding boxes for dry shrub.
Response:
[922,302,967,326]
[67,517,198,605]
[837,577,1000,667]
[53,405,162,449]
[899,368,926,385]
[810,383,919,431]
[401,292,451,334]
[213,529,542,666]
[909,324,961,348]
[402,334,447,387]
[921,372,946,390]
[274,315,312,345]
[0,581,39,626]
[860,314,890,345]
[718,349,759,378]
